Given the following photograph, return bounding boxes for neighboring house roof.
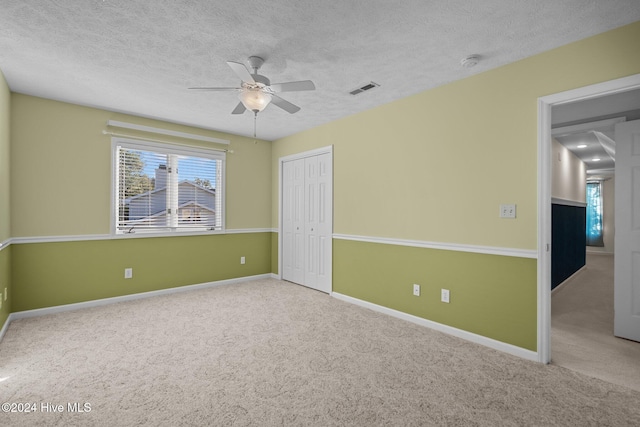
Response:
[125,180,215,203]
[124,201,216,225]
[176,201,216,214]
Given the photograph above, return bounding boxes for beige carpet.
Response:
[552,253,640,392]
[1,278,639,426]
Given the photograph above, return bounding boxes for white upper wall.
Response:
[552,138,586,203]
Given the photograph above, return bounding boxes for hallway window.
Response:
[586,181,604,247]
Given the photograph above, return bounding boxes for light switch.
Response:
[500,204,516,218]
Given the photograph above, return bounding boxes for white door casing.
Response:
[614,119,640,342]
[537,73,640,364]
[280,146,333,294]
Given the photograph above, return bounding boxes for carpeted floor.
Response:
[552,253,640,392]
[1,278,639,426]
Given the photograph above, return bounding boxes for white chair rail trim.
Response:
[9,229,272,245]
[332,233,537,259]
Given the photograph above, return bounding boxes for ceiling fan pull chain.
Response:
[254,111,258,143]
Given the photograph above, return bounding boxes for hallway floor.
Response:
[552,253,640,392]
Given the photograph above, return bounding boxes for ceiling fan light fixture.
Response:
[191,56,314,116]
[239,88,272,113]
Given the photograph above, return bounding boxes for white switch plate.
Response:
[413,284,420,296]
[441,289,450,303]
[124,268,133,279]
[240,256,246,265]
[500,204,516,218]
[3,287,6,301]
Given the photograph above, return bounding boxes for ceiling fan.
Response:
[189,56,315,115]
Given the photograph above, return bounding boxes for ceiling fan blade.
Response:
[188,87,240,91]
[227,61,255,84]
[231,102,246,115]
[270,80,316,92]
[271,95,301,114]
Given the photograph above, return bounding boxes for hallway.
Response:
[552,253,640,392]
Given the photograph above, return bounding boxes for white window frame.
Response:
[111,137,225,236]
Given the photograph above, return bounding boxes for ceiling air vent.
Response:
[350,81,380,95]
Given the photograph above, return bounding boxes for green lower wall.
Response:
[0,246,10,328]
[333,239,537,351]
[7,233,536,352]
[11,233,271,312]
[271,232,278,274]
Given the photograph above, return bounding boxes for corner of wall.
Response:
[0,245,11,335]
[0,67,10,243]
[552,138,587,203]
[0,68,12,334]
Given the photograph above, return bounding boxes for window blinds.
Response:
[585,181,604,247]
[115,139,224,234]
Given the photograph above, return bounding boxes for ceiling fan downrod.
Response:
[247,56,265,74]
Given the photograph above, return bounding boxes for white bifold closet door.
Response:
[282,152,332,293]
[614,119,640,342]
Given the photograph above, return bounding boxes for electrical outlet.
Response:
[500,204,516,218]
[240,256,246,265]
[413,284,420,296]
[124,268,133,279]
[441,289,450,303]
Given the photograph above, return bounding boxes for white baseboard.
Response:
[586,250,614,255]
[0,313,15,343]
[551,265,587,295]
[7,274,272,323]
[2,275,539,364]
[331,292,539,363]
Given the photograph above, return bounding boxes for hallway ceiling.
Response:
[553,88,640,175]
[1,1,640,141]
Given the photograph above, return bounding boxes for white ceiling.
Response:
[1,1,640,141]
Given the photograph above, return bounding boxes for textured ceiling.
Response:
[1,1,640,141]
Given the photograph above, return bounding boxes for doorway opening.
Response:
[538,74,640,368]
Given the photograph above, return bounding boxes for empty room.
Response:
[1,1,639,425]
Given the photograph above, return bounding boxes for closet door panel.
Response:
[281,151,332,293]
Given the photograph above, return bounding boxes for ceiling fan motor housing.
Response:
[248,56,265,72]
[249,73,271,88]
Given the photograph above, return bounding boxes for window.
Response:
[586,181,604,247]
[113,138,224,234]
